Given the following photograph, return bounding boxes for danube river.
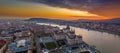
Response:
[37,23,120,53]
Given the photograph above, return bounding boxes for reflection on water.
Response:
[73,27,120,53]
[37,23,120,53]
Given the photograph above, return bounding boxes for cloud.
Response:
[23,0,120,18]
[0,0,104,20]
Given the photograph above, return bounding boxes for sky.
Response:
[0,0,120,20]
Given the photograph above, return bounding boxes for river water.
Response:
[37,23,120,53]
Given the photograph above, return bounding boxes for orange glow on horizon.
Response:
[0,1,115,20]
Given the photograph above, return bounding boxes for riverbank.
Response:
[82,42,101,53]
[75,26,120,36]
[37,23,120,53]
[57,24,120,36]
[26,18,120,36]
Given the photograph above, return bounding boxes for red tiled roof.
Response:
[0,40,6,44]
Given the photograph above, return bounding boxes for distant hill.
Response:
[26,18,120,24]
[26,18,71,24]
[73,18,120,24]
[106,18,120,23]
